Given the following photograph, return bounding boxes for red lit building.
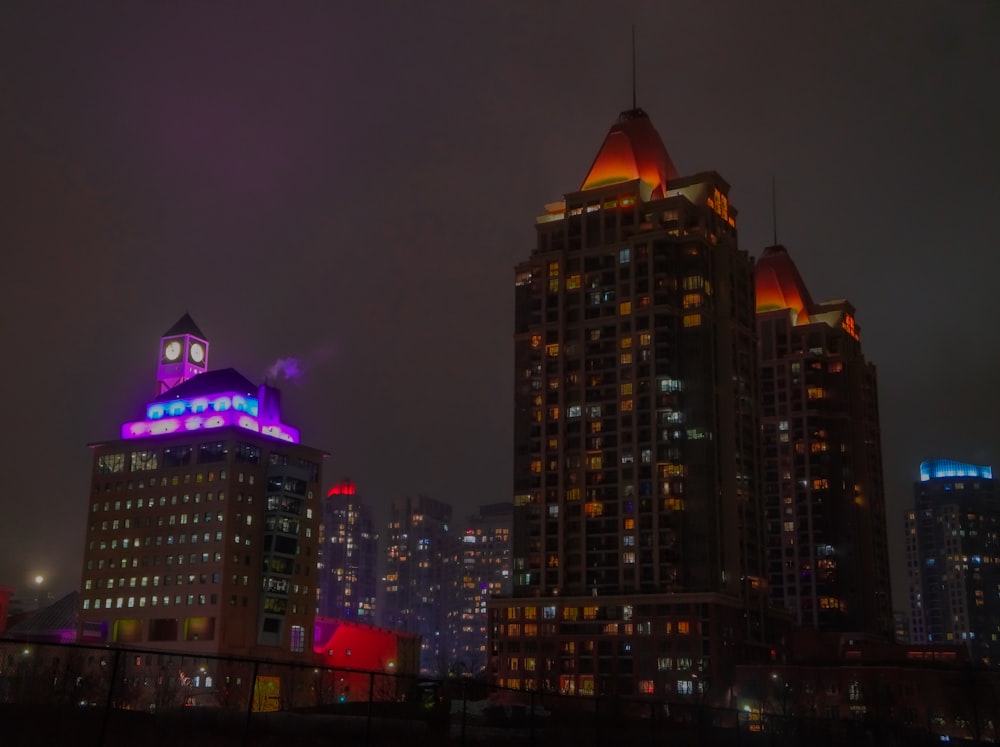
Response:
[313,616,419,700]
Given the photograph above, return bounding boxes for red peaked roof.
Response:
[581,108,679,197]
[755,245,815,324]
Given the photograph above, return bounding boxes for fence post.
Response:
[365,670,375,747]
[529,690,537,747]
[96,647,122,747]
[243,659,259,747]
[97,649,122,747]
[649,701,656,747]
[595,696,601,747]
[461,677,468,745]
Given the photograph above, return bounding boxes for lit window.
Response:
[683,314,701,328]
[290,625,305,653]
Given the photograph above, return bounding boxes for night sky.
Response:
[2,2,997,612]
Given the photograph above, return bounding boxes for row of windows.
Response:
[89,531,226,552]
[83,593,218,610]
[85,568,223,588]
[92,491,227,512]
[95,472,226,491]
[92,511,239,530]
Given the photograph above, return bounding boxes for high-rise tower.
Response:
[756,245,892,638]
[491,108,769,698]
[381,494,457,676]
[317,479,378,622]
[78,315,326,662]
[452,502,512,676]
[905,459,999,664]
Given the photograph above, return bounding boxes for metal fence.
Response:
[0,638,978,746]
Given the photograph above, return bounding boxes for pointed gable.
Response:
[755,245,815,324]
[580,108,679,197]
[163,313,206,340]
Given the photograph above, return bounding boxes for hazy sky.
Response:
[1,2,997,611]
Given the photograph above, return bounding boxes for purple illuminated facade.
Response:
[156,313,209,395]
[77,316,326,663]
[122,388,300,443]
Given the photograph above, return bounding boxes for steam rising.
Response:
[266,357,302,383]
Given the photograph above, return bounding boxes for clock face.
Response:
[189,342,206,365]
[163,340,183,362]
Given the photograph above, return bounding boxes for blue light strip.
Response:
[147,393,259,420]
[920,459,993,482]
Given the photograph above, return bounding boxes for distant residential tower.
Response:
[381,494,457,676]
[905,459,999,664]
[317,479,378,622]
[756,245,893,638]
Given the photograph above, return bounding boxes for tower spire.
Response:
[771,175,779,246]
[631,25,637,110]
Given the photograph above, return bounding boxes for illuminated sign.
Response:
[920,459,993,482]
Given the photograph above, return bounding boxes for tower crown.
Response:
[580,108,679,198]
[156,313,209,395]
[754,245,815,324]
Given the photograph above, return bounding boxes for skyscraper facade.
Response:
[77,316,326,662]
[381,494,457,676]
[491,108,770,698]
[905,459,1000,664]
[756,245,893,638]
[452,502,512,675]
[316,479,378,622]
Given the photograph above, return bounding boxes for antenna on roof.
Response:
[771,175,779,246]
[631,25,637,110]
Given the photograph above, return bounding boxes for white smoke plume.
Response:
[264,345,335,385]
[266,357,302,383]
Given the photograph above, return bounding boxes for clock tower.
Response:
[156,313,209,394]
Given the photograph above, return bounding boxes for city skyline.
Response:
[1,3,998,611]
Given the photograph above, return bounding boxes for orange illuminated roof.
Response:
[581,108,679,197]
[755,245,815,324]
